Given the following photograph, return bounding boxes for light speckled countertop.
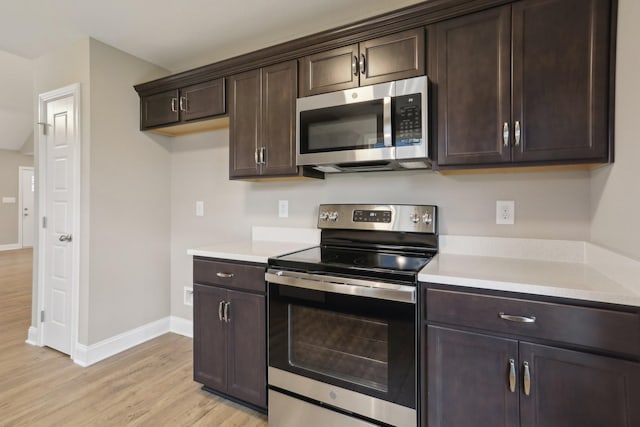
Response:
[188,240,316,264]
[187,226,320,264]
[418,236,640,307]
[189,229,640,307]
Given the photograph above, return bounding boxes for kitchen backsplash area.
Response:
[169,128,592,320]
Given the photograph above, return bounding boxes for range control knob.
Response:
[328,211,339,222]
[319,211,329,221]
[422,213,433,225]
[409,212,420,224]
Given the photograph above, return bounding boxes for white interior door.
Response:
[42,94,77,355]
[20,167,35,248]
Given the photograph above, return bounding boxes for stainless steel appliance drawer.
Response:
[268,390,380,427]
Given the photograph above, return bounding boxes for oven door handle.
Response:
[266,270,416,303]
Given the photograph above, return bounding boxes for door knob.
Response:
[59,234,73,242]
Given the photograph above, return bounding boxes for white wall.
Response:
[170,130,591,320]
[33,38,92,332]
[86,39,172,344]
[590,0,640,261]
[32,38,172,345]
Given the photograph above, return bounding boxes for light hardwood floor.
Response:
[0,248,268,426]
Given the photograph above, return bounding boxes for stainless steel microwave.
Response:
[296,76,429,173]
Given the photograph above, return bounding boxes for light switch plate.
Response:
[195,201,204,217]
[2,197,16,204]
[278,200,289,218]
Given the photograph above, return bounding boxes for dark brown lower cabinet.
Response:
[428,326,518,427]
[427,325,640,427]
[193,282,266,409]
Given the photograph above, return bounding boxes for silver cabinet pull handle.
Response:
[499,312,536,323]
[352,56,358,76]
[58,234,72,242]
[514,121,521,146]
[218,300,224,321]
[260,147,266,165]
[360,53,366,75]
[508,359,516,393]
[224,302,230,323]
[503,122,510,146]
[216,272,234,278]
[179,96,187,112]
[523,361,531,396]
[171,98,178,113]
[254,148,259,165]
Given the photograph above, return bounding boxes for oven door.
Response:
[266,269,416,425]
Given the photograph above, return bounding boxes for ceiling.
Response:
[0,0,423,152]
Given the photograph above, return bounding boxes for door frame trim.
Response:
[18,166,35,248]
[35,83,81,361]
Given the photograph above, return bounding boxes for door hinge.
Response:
[42,216,47,228]
[41,310,45,322]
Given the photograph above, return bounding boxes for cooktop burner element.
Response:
[269,204,438,284]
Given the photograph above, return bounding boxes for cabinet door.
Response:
[519,342,640,427]
[226,290,267,408]
[193,284,227,392]
[141,89,180,129]
[359,28,425,87]
[428,326,519,427]
[299,44,359,97]
[229,69,261,178]
[261,60,299,176]
[431,6,512,166]
[181,79,225,122]
[512,0,611,163]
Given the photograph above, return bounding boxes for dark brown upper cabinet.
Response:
[299,28,425,97]
[139,78,225,135]
[228,61,322,180]
[431,0,612,169]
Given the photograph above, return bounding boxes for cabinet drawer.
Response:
[194,258,265,293]
[426,289,640,357]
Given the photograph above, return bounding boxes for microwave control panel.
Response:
[393,94,422,146]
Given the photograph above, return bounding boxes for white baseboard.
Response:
[25,326,40,346]
[170,316,193,338]
[0,243,21,251]
[73,317,171,367]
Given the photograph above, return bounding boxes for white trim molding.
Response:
[25,326,40,346]
[73,317,171,367]
[0,243,21,251]
[72,316,194,367]
[170,316,193,338]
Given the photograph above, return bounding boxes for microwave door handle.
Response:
[383,96,392,147]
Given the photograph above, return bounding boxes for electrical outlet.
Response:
[184,287,194,306]
[278,200,289,218]
[195,201,204,217]
[496,200,515,225]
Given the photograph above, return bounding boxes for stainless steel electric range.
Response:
[266,204,437,427]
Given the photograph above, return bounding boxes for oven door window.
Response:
[299,100,385,154]
[289,305,389,392]
[269,283,415,408]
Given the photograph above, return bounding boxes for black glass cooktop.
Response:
[269,245,434,284]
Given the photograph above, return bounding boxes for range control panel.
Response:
[318,204,437,234]
[353,209,392,223]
